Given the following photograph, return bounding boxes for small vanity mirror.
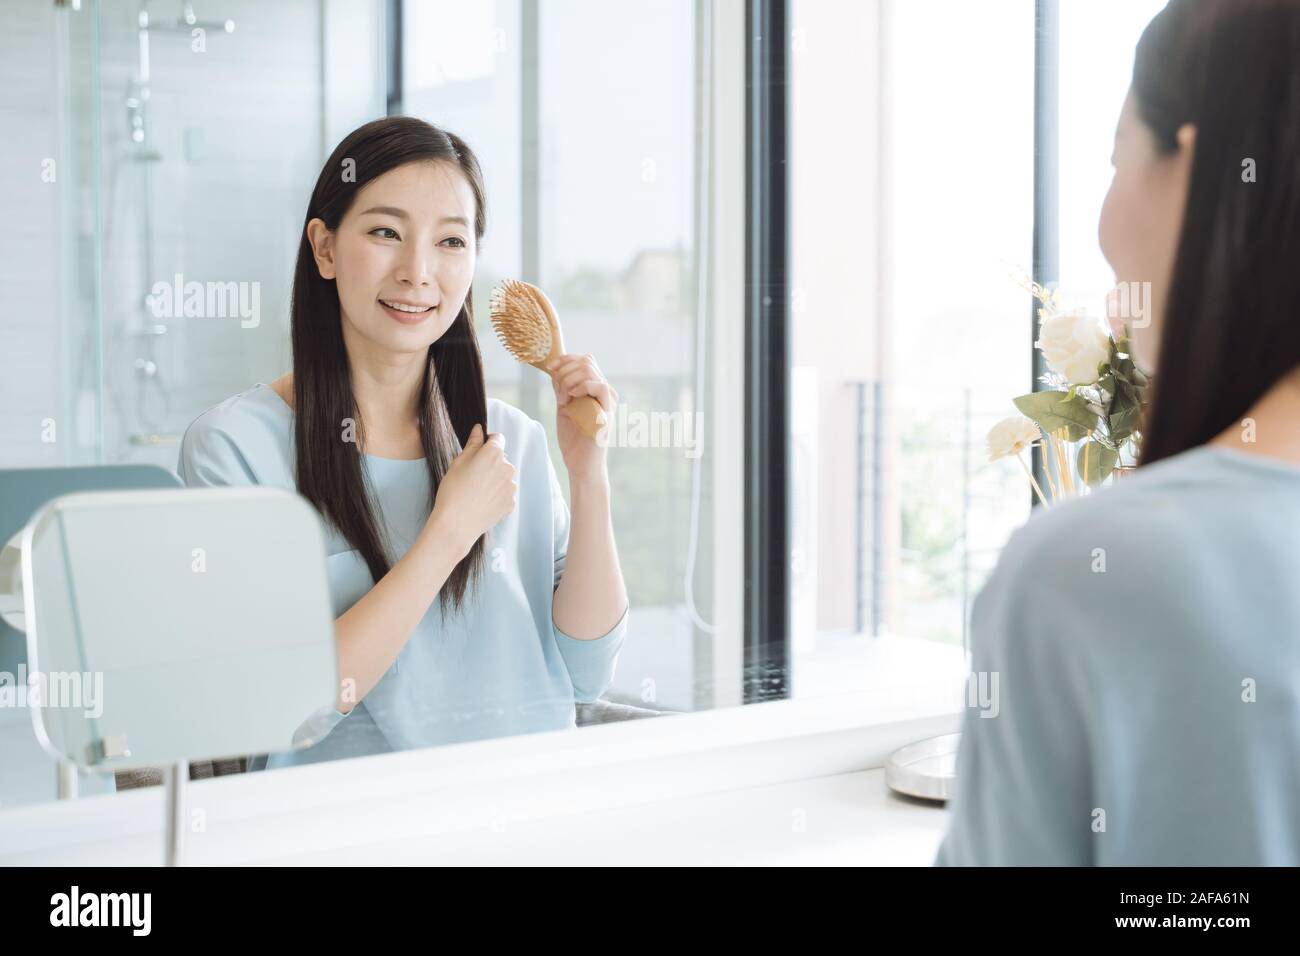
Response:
[21,486,339,776]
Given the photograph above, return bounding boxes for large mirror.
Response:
[0,0,1163,809]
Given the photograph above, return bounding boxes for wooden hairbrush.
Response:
[488,279,607,439]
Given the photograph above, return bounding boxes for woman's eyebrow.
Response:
[358,205,408,219]
[357,205,467,227]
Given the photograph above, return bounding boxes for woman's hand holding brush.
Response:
[488,278,618,483]
[546,352,619,485]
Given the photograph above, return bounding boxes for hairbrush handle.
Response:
[559,394,606,440]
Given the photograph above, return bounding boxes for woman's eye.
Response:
[370,227,399,240]
[442,236,466,249]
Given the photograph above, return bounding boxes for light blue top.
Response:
[176,383,627,768]
[936,444,1300,866]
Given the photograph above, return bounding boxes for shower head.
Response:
[148,19,235,34]
[146,18,235,35]
[140,2,235,36]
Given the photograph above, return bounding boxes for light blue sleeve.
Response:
[176,411,350,746]
[289,703,349,747]
[934,519,1094,866]
[544,428,628,703]
[177,413,258,487]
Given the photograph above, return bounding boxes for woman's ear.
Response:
[305,218,337,280]
[1168,123,1197,189]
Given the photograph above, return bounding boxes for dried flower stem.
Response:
[1053,428,1074,496]
[1039,433,1060,501]
[1017,451,1051,508]
[1082,430,1092,493]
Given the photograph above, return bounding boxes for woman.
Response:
[177,117,629,767]
[937,0,1300,865]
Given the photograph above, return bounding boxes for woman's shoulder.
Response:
[982,444,1274,631]
[177,383,294,486]
[967,453,1191,678]
[487,396,548,445]
[1001,444,1266,567]
[1003,463,1167,559]
[966,443,1300,747]
[183,382,292,446]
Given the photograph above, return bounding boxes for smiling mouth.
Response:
[379,299,435,314]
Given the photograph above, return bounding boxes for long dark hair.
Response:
[289,116,488,613]
[1136,0,1300,466]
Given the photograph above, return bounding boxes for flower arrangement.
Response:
[987,278,1150,506]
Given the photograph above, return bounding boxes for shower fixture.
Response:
[121,2,236,448]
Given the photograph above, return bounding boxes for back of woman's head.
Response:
[1134,0,1300,465]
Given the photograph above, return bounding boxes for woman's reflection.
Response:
[177,117,629,766]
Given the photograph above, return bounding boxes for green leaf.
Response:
[1108,377,1132,409]
[1076,439,1119,486]
[1012,391,1097,442]
[1108,400,1142,444]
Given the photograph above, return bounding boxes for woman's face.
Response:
[308,160,478,357]
[1098,90,1195,373]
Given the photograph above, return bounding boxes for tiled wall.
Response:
[0,0,67,469]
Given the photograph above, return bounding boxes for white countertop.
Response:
[0,689,963,866]
[267,767,949,866]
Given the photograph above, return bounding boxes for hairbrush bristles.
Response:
[487,279,606,440]
[490,279,553,365]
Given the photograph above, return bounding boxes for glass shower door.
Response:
[55,0,327,470]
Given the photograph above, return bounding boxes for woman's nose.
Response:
[394,246,435,287]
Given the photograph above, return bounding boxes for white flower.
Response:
[986,416,1041,463]
[1036,310,1111,385]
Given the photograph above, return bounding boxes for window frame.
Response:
[744,0,792,701]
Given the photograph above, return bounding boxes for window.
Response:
[788,0,1033,697]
